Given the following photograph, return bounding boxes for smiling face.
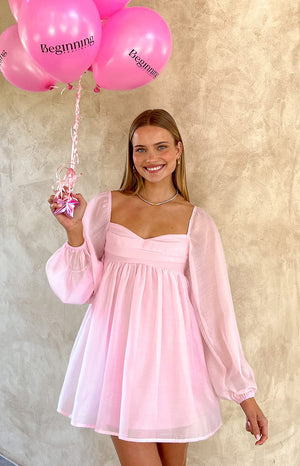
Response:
[132,125,182,185]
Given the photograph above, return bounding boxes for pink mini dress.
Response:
[46,191,257,443]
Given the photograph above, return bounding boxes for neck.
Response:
[140,180,177,203]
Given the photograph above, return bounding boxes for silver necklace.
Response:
[137,190,178,206]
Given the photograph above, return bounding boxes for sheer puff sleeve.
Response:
[186,207,257,404]
[46,191,110,305]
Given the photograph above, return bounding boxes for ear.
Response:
[176,141,183,158]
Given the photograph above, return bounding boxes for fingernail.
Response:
[256,434,261,440]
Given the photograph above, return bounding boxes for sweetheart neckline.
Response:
[109,222,190,241]
[108,192,196,240]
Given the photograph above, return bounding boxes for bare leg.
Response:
[157,442,189,466]
[111,435,162,466]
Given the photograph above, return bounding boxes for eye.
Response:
[136,148,146,153]
[158,145,167,150]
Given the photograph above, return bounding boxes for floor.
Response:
[0,456,18,466]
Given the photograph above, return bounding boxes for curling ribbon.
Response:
[53,75,83,217]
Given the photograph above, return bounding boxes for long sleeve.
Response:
[46,191,111,305]
[186,207,257,403]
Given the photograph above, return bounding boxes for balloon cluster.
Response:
[1,1,173,217]
[0,0,172,92]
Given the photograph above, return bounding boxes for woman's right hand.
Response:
[48,193,87,246]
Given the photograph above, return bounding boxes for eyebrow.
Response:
[133,141,169,148]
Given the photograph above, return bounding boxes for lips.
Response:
[144,164,165,172]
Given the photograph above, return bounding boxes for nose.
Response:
[146,149,158,161]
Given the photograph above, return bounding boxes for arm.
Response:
[45,239,98,305]
[46,192,110,304]
[187,208,257,402]
[187,208,268,444]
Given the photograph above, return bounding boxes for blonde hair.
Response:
[119,109,190,201]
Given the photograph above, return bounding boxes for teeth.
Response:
[146,165,164,172]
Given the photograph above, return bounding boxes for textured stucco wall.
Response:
[0,1,299,465]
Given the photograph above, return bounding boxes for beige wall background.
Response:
[0,0,299,465]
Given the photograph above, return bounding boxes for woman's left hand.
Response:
[239,397,268,445]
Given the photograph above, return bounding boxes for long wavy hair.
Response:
[119,109,190,201]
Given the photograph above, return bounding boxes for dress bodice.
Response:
[104,222,190,273]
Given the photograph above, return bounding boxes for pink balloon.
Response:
[8,0,23,21]
[92,0,130,19]
[0,25,56,92]
[92,7,172,91]
[18,0,102,83]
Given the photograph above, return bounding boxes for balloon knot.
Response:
[68,83,73,90]
[94,85,101,93]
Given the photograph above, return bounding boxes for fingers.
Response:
[245,415,268,446]
[251,417,261,440]
[246,418,251,432]
[48,195,60,215]
[256,417,268,446]
[246,416,259,437]
[74,193,86,205]
[50,203,58,213]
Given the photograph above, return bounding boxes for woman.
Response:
[47,109,268,466]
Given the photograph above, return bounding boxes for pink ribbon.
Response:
[54,193,80,217]
[53,76,83,218]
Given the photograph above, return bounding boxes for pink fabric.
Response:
[46,191,257,442]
